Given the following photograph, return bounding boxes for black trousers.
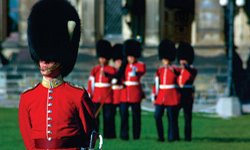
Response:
[94,103,116,138]
[93,103,101,132]
[120,102,141,140]
[179,89,194,141]
[154,104,180,141]
[113,104,121,138]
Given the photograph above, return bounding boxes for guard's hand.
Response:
[111,78,118,84]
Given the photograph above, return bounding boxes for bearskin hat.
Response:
[124,39,142,58]
[176,41,194,64]
[27,0,80,77]
[112,43,124,61]
[96,39,112,59]
[158,39,176,61]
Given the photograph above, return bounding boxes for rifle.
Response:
[94,88,113,118]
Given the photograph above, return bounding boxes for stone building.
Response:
[1,0,250,106]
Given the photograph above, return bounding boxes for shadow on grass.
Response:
[193,137,250,143]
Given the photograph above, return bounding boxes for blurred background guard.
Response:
[18,0,97,149]
[87,39,116,139]
[152,39,180,142]
[111,43,125,138]
[120,39,146,140]
[176,42,197,141]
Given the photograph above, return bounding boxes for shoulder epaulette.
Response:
[67,82,84,90]
[22,82,40,94]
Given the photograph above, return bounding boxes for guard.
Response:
[120,39,146,140]
[18,0,97,149]
[176,42,197,141]
[151,39,180,142]
[87,39,116,138]
[111,43,125,138]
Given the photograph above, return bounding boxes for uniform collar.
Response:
[42,76,64,88]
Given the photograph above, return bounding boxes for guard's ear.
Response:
[67,20,76,40]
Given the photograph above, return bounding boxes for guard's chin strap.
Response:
[44,63,62,74]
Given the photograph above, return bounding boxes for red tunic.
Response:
[87,65,116,104]
[112,68,124,105]
[153,65,181,106]
[177,65,197,101]
[112,84,124,105]
[121,61,146,103]
[177,66,197,87]
[19,81,96,150]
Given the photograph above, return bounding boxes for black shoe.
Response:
[104,136,116,139]
[168,139,178,142]
[120,136,129,141]
[185,138,192,142]
[157,138,165,142]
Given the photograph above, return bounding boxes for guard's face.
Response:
[98,57,108,65]
[114,59,122,69]
[179,59,188,66]
[39,60,61,78]
[127,56,136,64]
[162,58,170,65]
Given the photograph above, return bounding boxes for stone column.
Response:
[81,0,97,45]
[194,0,224,46]
[94,0,105,41]
[0,0,7,41]
[19,0,37,46]
[145,0,160,46]
[121,0,132,40]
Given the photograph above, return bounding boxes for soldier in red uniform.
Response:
[87,39,116,138]
[151,39,180,142]
[111,43,125,138]
[120,39,146,140]
[176,42,197,141]
[18,0,97,149]
[111,44,124,106]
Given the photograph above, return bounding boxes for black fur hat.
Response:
[124,39,142,58]
[158,39,176,61]
[96,39,112,59]
[112,43,124,61]
[176,41,194,64]
[27,0,80,77]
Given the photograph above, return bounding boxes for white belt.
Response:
[159,84,178,89]
[112,85,123,90]
[182,85,194,88]
[94,82,111,87]
[124,81,139,86]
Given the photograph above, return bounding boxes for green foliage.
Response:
[1,107,250,150]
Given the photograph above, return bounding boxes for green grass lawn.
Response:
[1,107,250,150]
